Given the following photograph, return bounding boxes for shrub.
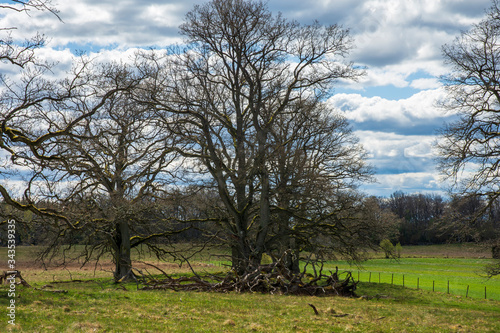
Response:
[395,242,403,258]
[380,239,394,259]
[261,253,273,265]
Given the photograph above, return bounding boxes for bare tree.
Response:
[0,0,60,68]
[437,0,500,275]
[140,0,363,273]
[0,2,207,280]
[0,0,67,213]
[436,194,498,243]
[267,100,374,271]
[7,61,190,281]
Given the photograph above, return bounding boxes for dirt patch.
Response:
[0,259,220,284]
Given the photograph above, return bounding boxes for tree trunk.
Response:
[114,219,132,281]
[231,245,247,275]
[288,236,300,274]
[253,126,270,269]
[493,245,500,259]
[278,233,300,274]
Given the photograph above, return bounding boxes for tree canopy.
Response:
[437,0,500,275]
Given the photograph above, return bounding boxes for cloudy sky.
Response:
[0,0,493,197]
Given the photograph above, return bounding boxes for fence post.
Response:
[466,285,469,298]
[379,272,381,283]
[403,275,405,287]
[447,280,450,294]
[417,278,419,290]
[433,280,435,292]
[391,273,394,285]
[485,286,487,300]
[369,272,371,283]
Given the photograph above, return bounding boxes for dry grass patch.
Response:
[67,322,103,333]
[223,319,236,326]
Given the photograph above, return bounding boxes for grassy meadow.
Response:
[327,257,500,301]
[1,244,499,332]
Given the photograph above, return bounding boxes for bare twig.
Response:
[308,303,319,315]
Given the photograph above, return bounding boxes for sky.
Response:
[0,0,493,197]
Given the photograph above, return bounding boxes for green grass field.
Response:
[327,258,500,301]
[1,275,499,332]
[1,244,500,332]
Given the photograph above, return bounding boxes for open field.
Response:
[1,274,499,332]
[1,244,500,332]
[326,258,500,301]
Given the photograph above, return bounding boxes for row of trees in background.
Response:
[385,192,500,246]
[4,190,499,248]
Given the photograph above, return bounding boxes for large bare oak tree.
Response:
[139,0,371,273]
[5,61,190,281]
[437,0,500,276]
[0,3,183,280]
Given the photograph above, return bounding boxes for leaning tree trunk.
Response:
[113,219,132,281]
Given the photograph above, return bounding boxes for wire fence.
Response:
[352,270,499,301]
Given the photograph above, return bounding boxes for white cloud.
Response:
[410,78,442,90]
[355,130,435,159]
[362,172,446,197]
[340,67,410,90]
[139,4,186,28]
[0,0,194,48]
[353,130,441,195]
[404,142,434,158]
[329,88,447,125]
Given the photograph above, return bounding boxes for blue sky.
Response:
[0,0,493,197]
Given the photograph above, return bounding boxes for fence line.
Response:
[354,270,496,301]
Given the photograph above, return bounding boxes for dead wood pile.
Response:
[140,257,357,296]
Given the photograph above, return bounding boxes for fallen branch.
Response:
[141,254,357,296]
[333,313,349,318]
[308,303,319,315]
[1,270,31,287]
[35,284,68,293]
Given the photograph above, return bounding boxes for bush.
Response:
[395,242,403,258]
[261,253,273,265]
[380,239,394,258]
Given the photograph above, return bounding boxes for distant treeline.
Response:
[2,190,499,248]
[382,191,500,245]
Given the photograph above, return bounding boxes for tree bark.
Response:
[114,219,132,281]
